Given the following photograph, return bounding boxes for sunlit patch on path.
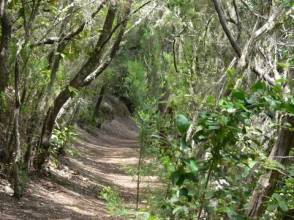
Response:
[0,117,157,219]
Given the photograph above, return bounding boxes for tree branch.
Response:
[32,0,106,47]
[82,1,133,86]
[94,0,153,60]
[212,0,241,57]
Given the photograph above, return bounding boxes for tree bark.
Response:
[0,0,11,93]
[36,87,72,170]
[11,57,22,198]
[24,90,45,172]
[93,84,106,119]
[247,115,294,219]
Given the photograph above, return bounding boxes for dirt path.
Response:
[0,117,151,220]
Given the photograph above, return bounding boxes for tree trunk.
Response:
[11,57,22,198]
[35,0,132,170]
[24,91,45,172]
[2,112,15,163]
[93,84,106,119]
[247,115,294,219]
[36,87,71,170]
[0,0,11,93]
[12,103,22,198]
[46,3,74,97]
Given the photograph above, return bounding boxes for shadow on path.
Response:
[0,117,147,220]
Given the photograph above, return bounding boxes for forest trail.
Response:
[0,117,153,220]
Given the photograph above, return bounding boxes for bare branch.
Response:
[212,0,241,57]
[32,1,106,47]
[251,66,275,86]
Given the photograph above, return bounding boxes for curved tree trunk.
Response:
[36,87,71,170]
[35,1,132,170]
[247,115,294,219]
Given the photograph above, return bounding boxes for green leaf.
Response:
[171,171,185,186]
[277,62,289,70]
[227,107,237,113]
[282,103,294,114]
[188,160,198,173]
[68,86,79,96]
[172,206,188,215]
[208,125,220,130]
[252,81,266,92]
[180,138,189,149]
[147,215,159,220]
[232,90,246,100]
[179,187,189,197]
[226,67,236,78]
[206,95,215,105]
[176,114,191,134]
[273,194,288,212]
[263,159,285,174]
